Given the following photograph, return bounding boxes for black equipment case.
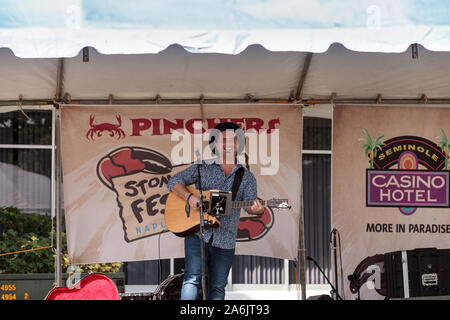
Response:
[384,248,450,298]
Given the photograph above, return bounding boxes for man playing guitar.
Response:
[167,121,264,300]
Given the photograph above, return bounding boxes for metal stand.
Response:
[54,106,63,287]
[307,256,342,300]
[195,151,207,300]
[298,177,307,300]
[331,228,339,300]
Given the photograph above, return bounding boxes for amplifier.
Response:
[384,248,450,298]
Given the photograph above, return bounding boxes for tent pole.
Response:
[298,144,307,300]
[295,53,313,299]
[55,58,64,101]
[54,105,63,287]
[51,106,56,284]
[53,58,65,287]
[5,97,450,106]
[295,53,313,101]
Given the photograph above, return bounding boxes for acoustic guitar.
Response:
[165,186,290,237]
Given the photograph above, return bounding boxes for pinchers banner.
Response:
[60,104,302,264]
[333,105,450,300]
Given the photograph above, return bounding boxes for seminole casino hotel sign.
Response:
[365,135,450,215]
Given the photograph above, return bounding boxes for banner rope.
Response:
[0,246,52,257]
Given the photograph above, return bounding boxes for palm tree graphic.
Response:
[438,128,450,170]
[360,129,385,169]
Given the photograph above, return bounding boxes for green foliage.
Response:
[360,129,385,156]
[0,206,52,236]
[438,129,450,170]
[0,229,55,274]
[0,207,54,274]
[63,256,122,274]
[438,128,449,148]
[0,206,122,274]
[359,129,385,168]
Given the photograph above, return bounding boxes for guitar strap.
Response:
[231,167,245,201]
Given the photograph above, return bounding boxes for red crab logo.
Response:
[86,115,126,140]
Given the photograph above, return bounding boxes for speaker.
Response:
[384,248,450,298]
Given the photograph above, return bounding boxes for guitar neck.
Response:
[231,200,265,208]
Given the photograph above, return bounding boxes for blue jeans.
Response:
[181,234,235,300]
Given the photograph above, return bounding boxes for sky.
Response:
[0,0,449,30]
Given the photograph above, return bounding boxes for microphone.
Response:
[330,228,337,245]
[347,274,360,281]
[306,255,343,300]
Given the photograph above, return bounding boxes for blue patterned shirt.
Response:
[167,159,258,249]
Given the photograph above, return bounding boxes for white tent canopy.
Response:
[1,43,450,114]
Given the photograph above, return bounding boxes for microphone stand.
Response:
[195,151,207,300]
[331,228,339,300]
[307,256,343,300]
